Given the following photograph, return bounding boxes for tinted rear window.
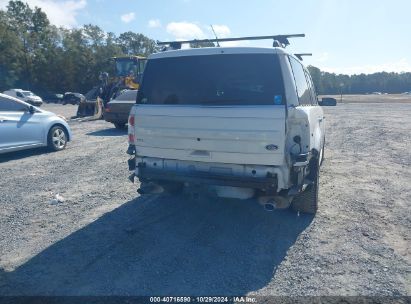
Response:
[137,54,285,105]
[116,90,138,101]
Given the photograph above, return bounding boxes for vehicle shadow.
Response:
[0,147,50,163]
[0,194,313,296]
[86,128,127,137]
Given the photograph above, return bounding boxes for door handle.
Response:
[318,117,323,122]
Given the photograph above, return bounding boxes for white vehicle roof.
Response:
[7,89,25,92]
[4,88,36,94]
[0,92,22,102]
[149,46,291,59]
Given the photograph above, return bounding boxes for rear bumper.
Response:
[136,164,278,191]
[28,101,43,106]
[104,112,129,124]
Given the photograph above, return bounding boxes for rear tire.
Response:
[48,126,68,151]
[291,155,320,214]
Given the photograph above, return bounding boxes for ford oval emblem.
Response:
[265,144,278,151]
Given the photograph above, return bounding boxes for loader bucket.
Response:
[75,97,103,120]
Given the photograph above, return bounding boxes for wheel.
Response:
[114,123,126,129]
[48,126,68,151]
[291,156,320,214]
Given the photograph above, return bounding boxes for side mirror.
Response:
[28,106,35,114]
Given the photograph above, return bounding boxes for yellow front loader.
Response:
[76,56,147,119]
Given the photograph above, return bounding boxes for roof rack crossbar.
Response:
[158,34,305,49]
[294,53,312,61]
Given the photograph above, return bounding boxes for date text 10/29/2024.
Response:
[149,296,257,303]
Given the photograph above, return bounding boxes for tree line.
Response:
[307,66,411,95]
[1,0,410,96]
[0,0,159,94]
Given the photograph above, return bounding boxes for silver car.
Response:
[0,93,72,154]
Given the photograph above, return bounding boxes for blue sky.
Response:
[1,0,410,74]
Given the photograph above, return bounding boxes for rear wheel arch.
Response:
[291,151,320,214]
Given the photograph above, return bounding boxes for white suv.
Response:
[3,89,43,106]
[127,38,325,214]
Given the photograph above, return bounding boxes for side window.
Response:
[0,97,27,111]
[16,92,24,98]
[304,70,317,105]
[289,56,311,105]
[309,74,318,104]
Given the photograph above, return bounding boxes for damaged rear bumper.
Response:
[136,164,278,191]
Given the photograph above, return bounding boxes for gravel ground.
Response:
[0,103,410,296]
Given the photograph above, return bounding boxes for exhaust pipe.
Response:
[259,196,292,211]
[264,202,276,211]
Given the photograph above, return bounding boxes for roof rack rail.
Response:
[157,34,305,50]
[294,53,312,61]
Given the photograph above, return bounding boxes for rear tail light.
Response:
[129,115,135,126]
[128,114,135,144]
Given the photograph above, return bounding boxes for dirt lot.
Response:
[0,102,410,296]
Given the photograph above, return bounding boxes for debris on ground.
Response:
[50,193,65,205]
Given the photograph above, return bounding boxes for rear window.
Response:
[116,90,138,101]
[137,54,285,105]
